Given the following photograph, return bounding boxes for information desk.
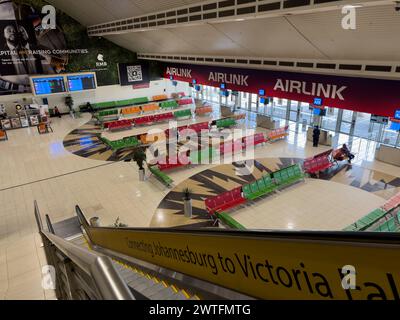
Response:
[375,144,400,167]
[256,114,280,130]
[306,127,333,146]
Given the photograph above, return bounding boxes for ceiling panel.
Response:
[48,1,400,63]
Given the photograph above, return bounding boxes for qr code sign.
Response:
[127,65,143,82]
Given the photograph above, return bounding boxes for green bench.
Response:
[372,217,400,232]
[93,101,117,110]
[216,118,237,129]
[243,174,276,201]
[149,165,173,187]
[174,109,192,119]
[273,164,304,189]
[98,109,119,117]
[216,212,246,230]
[160,100,179,109]
[343,208,387,231]
[115,97,149,107]
[100,136,140,150]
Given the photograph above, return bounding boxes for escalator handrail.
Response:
[75,205,400,245]
[34,201,135,300]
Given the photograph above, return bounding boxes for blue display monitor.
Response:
[195,85,201,91]
[313,108,321,116]
[31,76,67,96]
[260,97,266,104]
[169,76,173,80]
[313,97,323,106]
[390,122,400,131]
[67,74,97,92]
[259,89,265,96]
[220,83,226,89]
[192,79,197,84]
[395,109,400,120]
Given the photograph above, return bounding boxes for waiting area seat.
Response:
[159,100,179,109]
[102,136,140,150]
[0,129,8,141]
[272,164,305,188]
[157,156,190,171]
[242,174,276,201]
[178,98,193,106]
[267,126,289,142]
[98,109,119,118]
[343,208,387,231]
[142,104,159,113]
[121,106,141,115]
[152,94,168,101]
[303,154,333,174]
[195,106,213,115]
[174,109,192,119]
[371,216,400,232]
[108,120,132,132]
[243,133,266,147]
[215,212,246,230]
[205,187,246,215]
[148,165,173,187]
[216,118,236,129]
[381,191,400,212]
[220,139,243,155]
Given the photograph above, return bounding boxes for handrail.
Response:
[34,201,134,300]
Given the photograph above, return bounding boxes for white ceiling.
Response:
[48,0,400,62]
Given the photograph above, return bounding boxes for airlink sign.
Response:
[163,62,400,117]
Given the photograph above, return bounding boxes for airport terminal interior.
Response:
[0,0,400,301]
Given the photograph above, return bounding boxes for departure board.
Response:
[67,74,97,92]
[32,77,66,96]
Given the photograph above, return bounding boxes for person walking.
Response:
[313,126,321,147]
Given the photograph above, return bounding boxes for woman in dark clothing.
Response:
[312,126,321,147]
[342,144,355,163]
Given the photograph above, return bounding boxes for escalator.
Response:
[35,202,400,300]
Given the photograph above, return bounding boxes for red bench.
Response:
[220,139,243,155]
[154,112,174,122]
[243,133,266,147]
[205,187,246,215]
[187,122,209,133]
[157,155,190,171]
[304,155,333,174]
[178,98,193,106]
[106,120,132,131]
[382,192,400,212]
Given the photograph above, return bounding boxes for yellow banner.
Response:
[87,227,400,300]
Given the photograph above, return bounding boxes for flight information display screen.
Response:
[67,74,97,92]
[32,77,66,95]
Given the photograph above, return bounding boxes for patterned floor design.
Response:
[152,157,400,228]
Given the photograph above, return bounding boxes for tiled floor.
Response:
[0,106,399,300]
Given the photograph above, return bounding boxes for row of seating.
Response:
[157,155,190,171]
[93,97,149,110]
[148,165,173,187]
[205,187,246,215]
[102,136,140,150]
[343,208,387,231]
[267,126,289,142]
[98,109,119,118]
[120,106,142,115]
[219,133,266,155]
[215,212,246,230]
[0,129,8,141]
[189,147,218,164]
[108,120,132,132]
[303,155,333,174]
[134,112,174,126]
[160,100,179,109]
[205,164,304,215]
[174,109,192,119]
[216,118,237,129]
[195,106,213,115]
[371,216,400,232]
[152,94,168,101]
[381,191,400,212]
[178,98,194,106]
[244,165,304,201]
